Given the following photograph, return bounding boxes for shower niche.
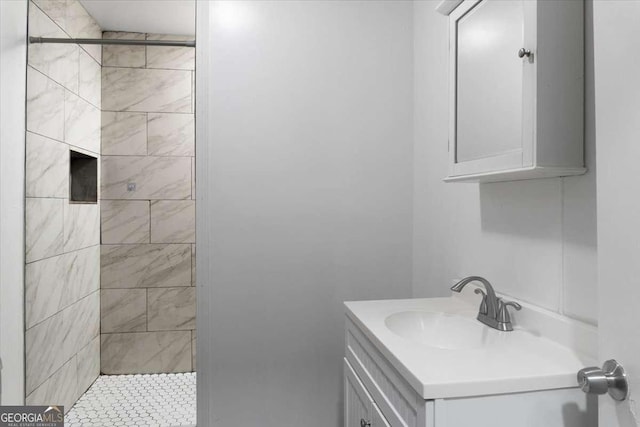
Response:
[70,149,98,203]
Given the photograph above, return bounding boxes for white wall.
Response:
[412,0,598,325]
[197,1,414,425]
[0,0,27,405]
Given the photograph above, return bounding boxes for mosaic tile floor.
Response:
[66,373,196,427]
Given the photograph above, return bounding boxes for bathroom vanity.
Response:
[343,285,597,427]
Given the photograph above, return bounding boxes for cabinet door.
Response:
[449,0,535,177]
[371,401,391,427]
[344,359,372,427]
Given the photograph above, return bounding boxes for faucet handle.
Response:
[497,300,522,324]
[474,289,488,315]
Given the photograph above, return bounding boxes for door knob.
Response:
[518,48,531,58]
[360,419,371,427]
[577,359,628,401]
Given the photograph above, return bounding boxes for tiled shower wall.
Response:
[100,32,196,374]
[25,0,102,412]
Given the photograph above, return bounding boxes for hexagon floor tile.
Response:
[66,373,196,426]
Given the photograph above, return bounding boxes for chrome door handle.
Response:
[577,359,628,401]
[518,48,531,58]
[360,419,371,427]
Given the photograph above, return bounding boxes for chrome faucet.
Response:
[450,276,521,332]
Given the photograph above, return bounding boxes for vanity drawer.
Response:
[345,317,423,427]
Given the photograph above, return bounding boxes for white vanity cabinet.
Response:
[344,317,595,427]
[345,360,391,427]
[444,0,586,183]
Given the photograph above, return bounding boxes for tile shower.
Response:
[100,31,196,376]
[25,0,102,412]
[23,0,196,418]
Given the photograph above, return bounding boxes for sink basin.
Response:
[384,311,492,350]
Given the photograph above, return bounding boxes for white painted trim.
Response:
[195,1,211,425]
[444,166,586,183]
[0,0,27,405]
[435,0,465,16]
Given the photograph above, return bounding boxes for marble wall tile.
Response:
[191,330,196,370]
[33,0,102,64]
[148,287,196,331]
[101,200,150,244]
[66,291,100,359]
[147,113,194,156]
[146,34,195,71]
[79,49,101,108]
[64,90,100,153]
[103,31,146,68]
[101,244,191,289]
[26,245,99,329]
[28,4,79,93]
[27,67,65,141]
[101,331,192,374]
[26,132,69,198]
[65,0,102,63]
[32,0,67,28]
[26,0,102,409]
[101,111,147,155]
[64,202,100,252]
[25,307,67,394]
[101,289,147,333]
[101,156,191,200]
[102,67,191,113]
[100,30,199,375]
[26,357,78,413]
[76,336,100,395]
[25,287,99,395]
[26,198,64,263]
[150,200,195,243]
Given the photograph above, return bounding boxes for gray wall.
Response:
[412,0,598,325]
[99,31,196,375]
[24,0,102,412]
[0,0,27,405]
[198,1,414,425]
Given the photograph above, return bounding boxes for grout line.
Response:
[99,329,195,336]
[26,354,78,400]
[145,288,149,332]
[25,129,101,157]
[100,242,191,247]
[145,112,149,155]
[102,64,195,72]
[100,153,194,159]
[28,45,100,110]
[100,109,193,115]
[26,289,99,333]
[28,0,100,68]
[25,242,100,265]
[101,285,192,291]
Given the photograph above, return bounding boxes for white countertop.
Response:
[344,287,597,399]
